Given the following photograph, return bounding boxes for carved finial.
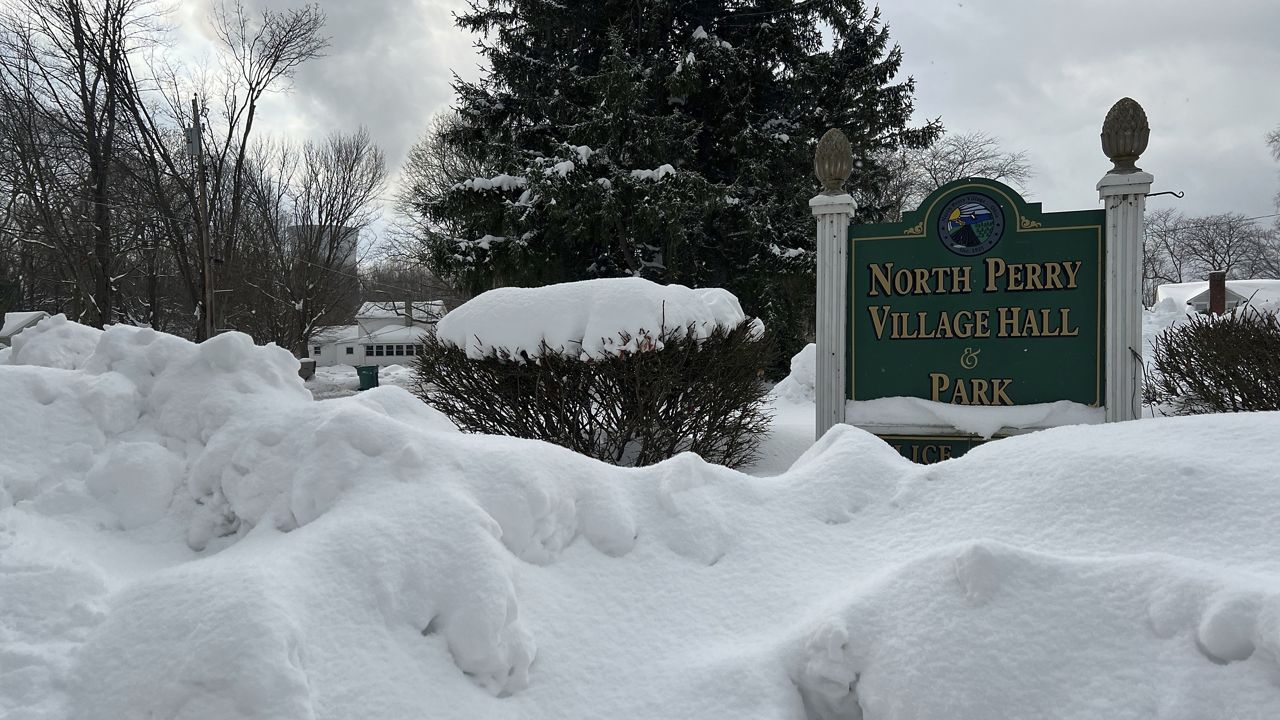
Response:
[1100,97,1150,174]
[814,128,853,193]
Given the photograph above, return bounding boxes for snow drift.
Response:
[2,318,1279,719]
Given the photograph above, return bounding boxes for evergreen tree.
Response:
[412,0,940,370]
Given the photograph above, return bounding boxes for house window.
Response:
[395,344,405,356]
[346,346,354,355]
[313,345,321,356]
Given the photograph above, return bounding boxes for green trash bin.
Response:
[355,364,380,391]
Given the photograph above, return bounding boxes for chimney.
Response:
[405,298,413,327]
[1208,271,1226,315]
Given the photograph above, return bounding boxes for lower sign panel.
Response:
[878,434,996,464]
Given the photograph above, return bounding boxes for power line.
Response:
[1151,212,1280,235]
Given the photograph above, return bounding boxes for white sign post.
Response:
[1098,98,1153,422]
[811,129,855,440]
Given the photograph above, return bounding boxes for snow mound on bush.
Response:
[4,320,1280,719]
[437,277,762,359]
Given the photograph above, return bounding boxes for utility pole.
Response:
[145,222,158,329]
[188,96,214,340]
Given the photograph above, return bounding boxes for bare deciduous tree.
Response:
[226,128,385,355]
[869,130,1034,221]
[0,0,152,326]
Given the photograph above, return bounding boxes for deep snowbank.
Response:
[2,319,1279,720]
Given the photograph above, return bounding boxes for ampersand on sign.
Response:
[960,347,980,370]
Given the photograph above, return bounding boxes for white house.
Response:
[309,300,445,367]
[1155,279,1280,314]
[0,311,49,347]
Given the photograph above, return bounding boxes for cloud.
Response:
[884,0,1280,217]
[171,1,1280,224]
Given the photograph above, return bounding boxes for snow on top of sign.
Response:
[436,277,759,360]
[4,318,1280,719]
[846,396,1104,439]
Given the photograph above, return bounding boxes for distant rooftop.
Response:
[1156,279,1280,307]
[355,300,445,321]
[1,311,49,344]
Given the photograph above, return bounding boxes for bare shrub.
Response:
[1148,307,1280,414]
[414,321,774,467]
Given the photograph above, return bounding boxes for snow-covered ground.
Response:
[3,316,1280,719]
[307,362,418,400]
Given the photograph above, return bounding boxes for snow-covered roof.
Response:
[312,324,362,344]
[364,325,431,344]
[311,323,432,346]
[1155,279,1280,307]
[0,311,49,342]
[355,300,445,322]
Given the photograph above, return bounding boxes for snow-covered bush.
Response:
[416,279,773,467]
[1148,305,1280,414]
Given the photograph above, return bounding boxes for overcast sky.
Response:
[180,0,1280,228]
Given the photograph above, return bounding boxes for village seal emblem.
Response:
[937,193,1004,256]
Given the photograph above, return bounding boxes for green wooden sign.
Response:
[880,434,994,464]
[848,178,1105,408]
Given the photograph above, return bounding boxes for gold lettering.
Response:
[953,266,972,293]
[930,372,950,402]
[893,270,914,296]
[953,310,973,338]
[935,311,953,339]
[915,312,935,339]
[984,257,1006,292]
[974,310,991,337]
[972,378,991,405]
[998,307,1020,337]
[940,445,954,460]
[1039,308,1056,336]
[1026,263,1044,291]
[1059,308,1079,337]
[1063,261,1082,289]
[952,378,970,405]
[914,268,930,295]
[1045,263,1063,289]
[868,305,891,339]
[1007,263,1025,291]
[992,379,1014,405]
[868,263,894,297]
[1021,307,1041,336]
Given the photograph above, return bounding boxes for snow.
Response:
[306,362,418,400]
[1,311,48,340]
[356,301,446,321]
[772,342,816,403]
[4,313,103,370]
[457,173,528,192]
[1156,278,1280,307]
[846,396,1103,439]
[630,163,676,181]
[545,160,575,177]
[771,343,1101,437]
[436,277,759,360]
[3,320,1280,719]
